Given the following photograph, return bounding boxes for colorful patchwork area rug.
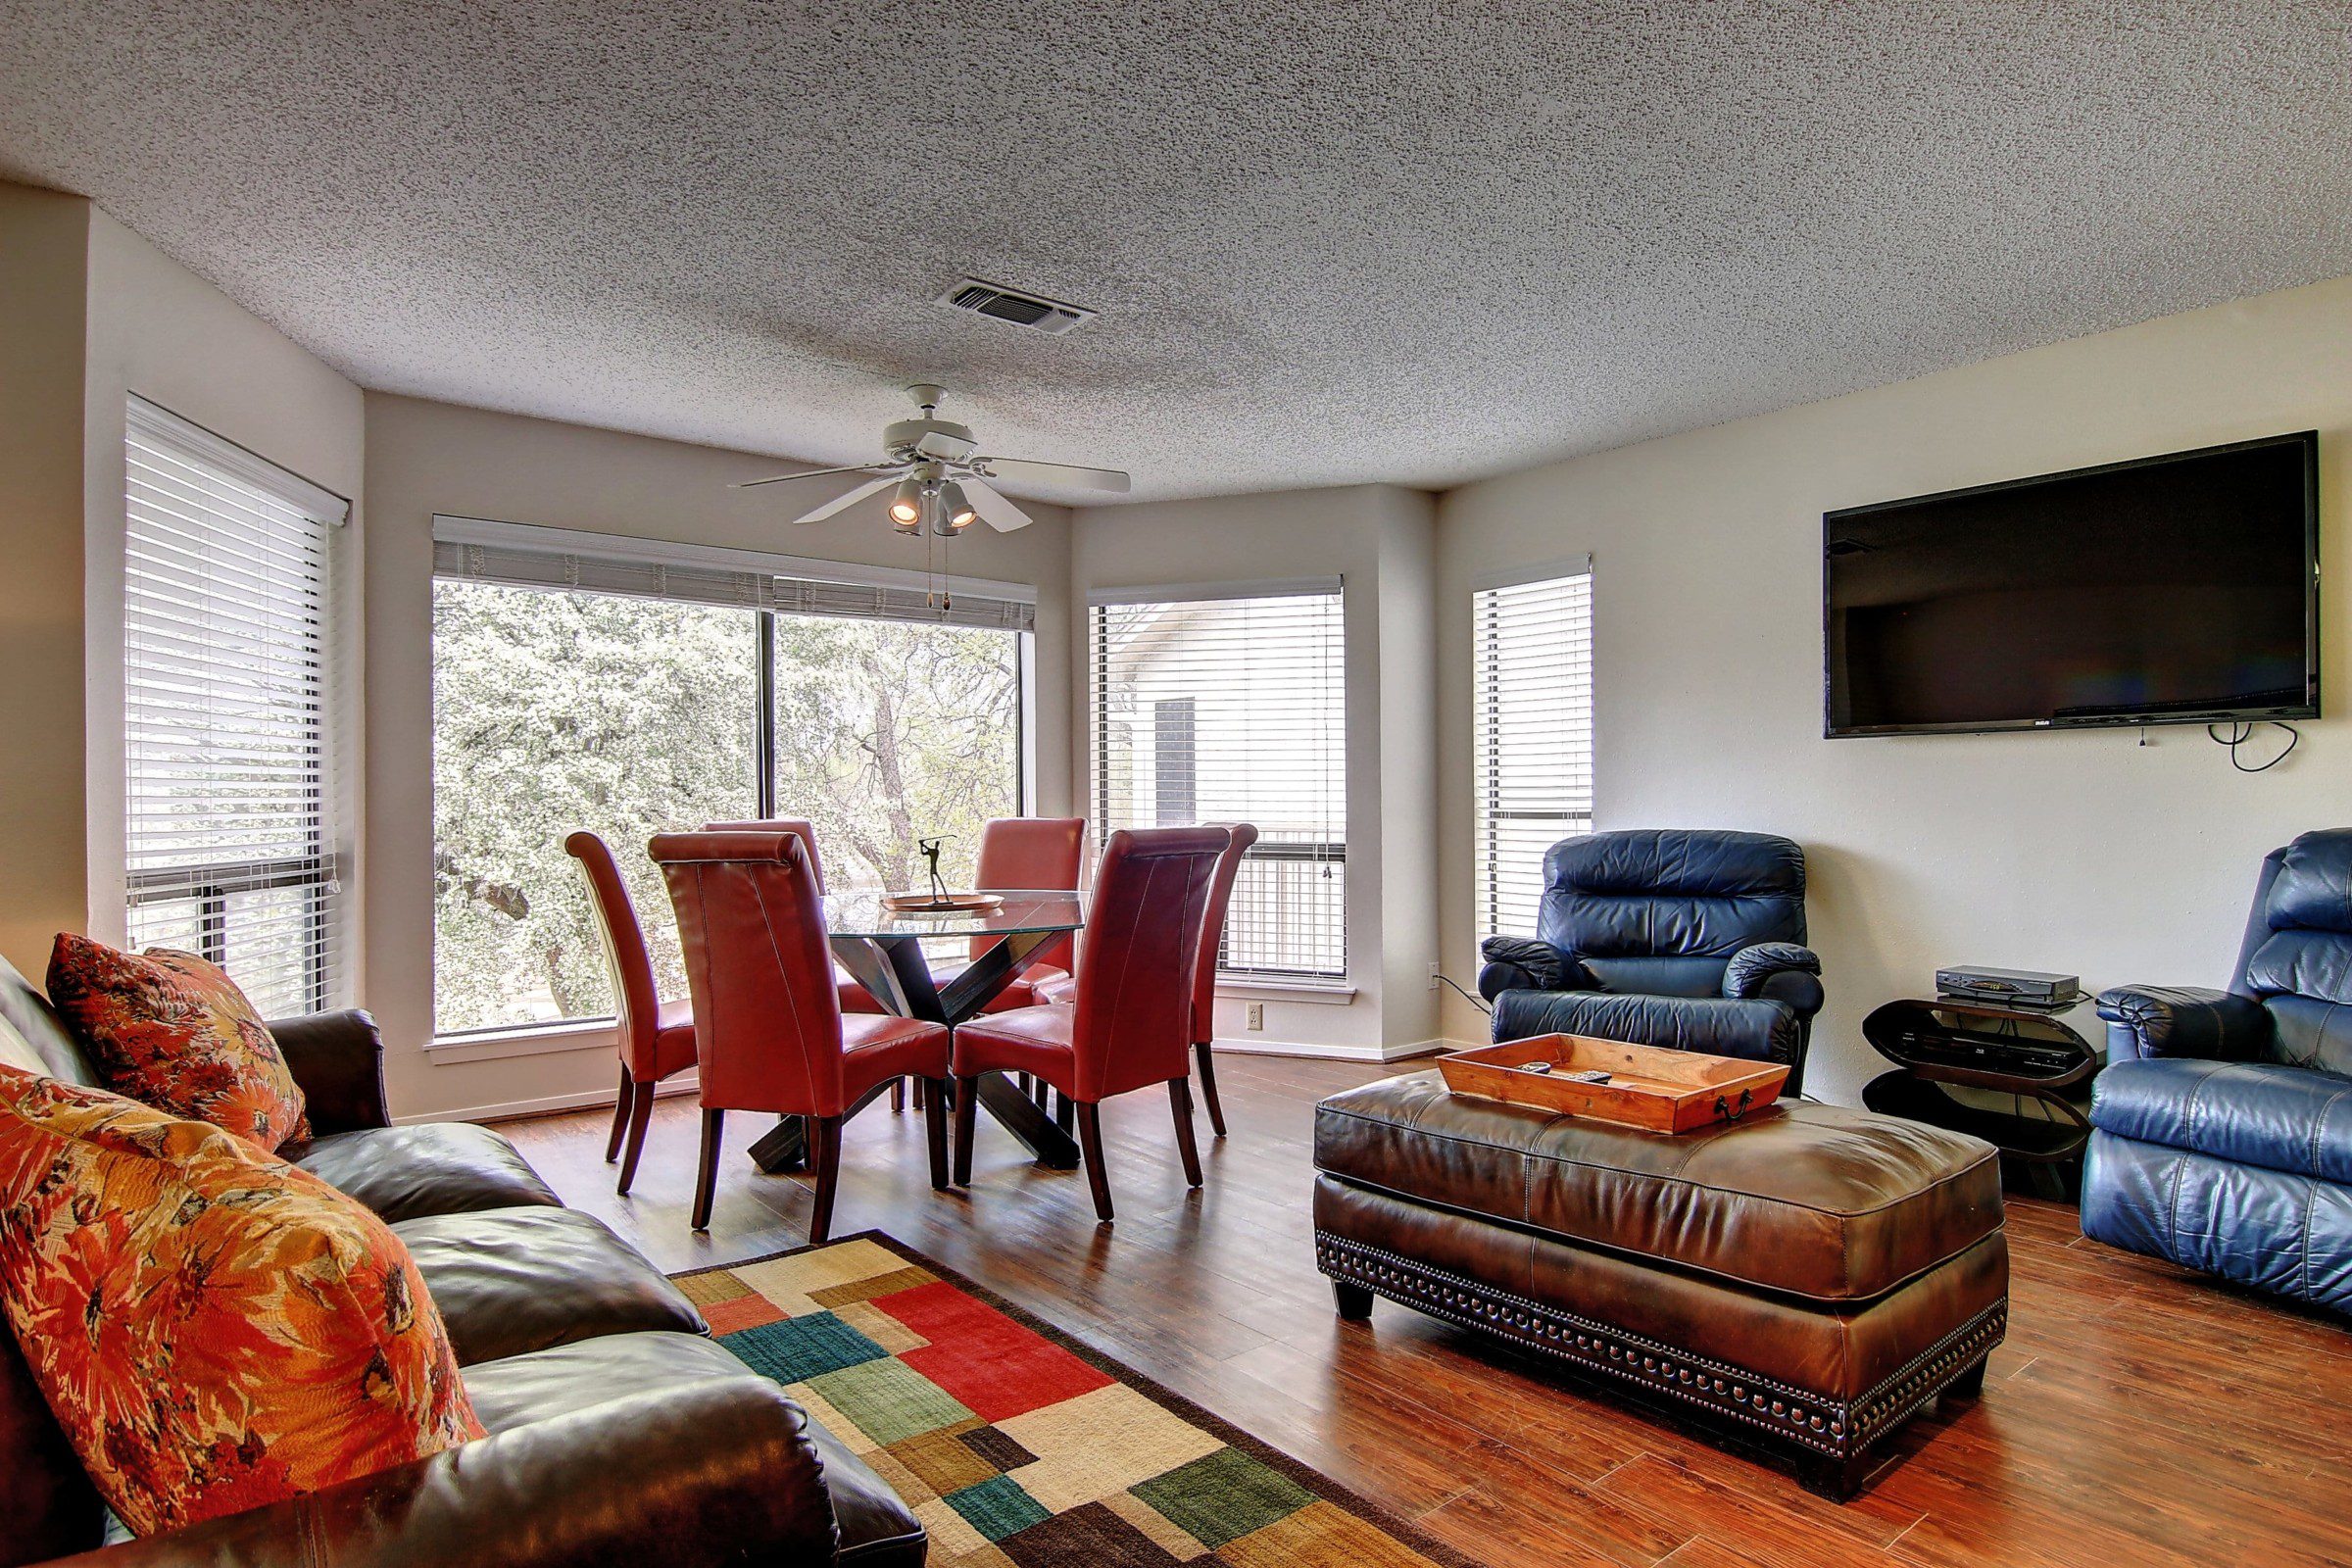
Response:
[672,1232,1474,1566]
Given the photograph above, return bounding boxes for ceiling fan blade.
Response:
[789,472,901,525]
[962,477,1034,532]
[733,463,894,490]
[976,456,1131,494]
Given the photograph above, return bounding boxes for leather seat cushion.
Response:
[2090,1057,2352,1183]
[1315,1070,2001,1301]
[840,1013,951,1102]
[953,1004,1076,1091]
[1028,966,1077,1007]
[650,997,698,1081]
[465,1333,925,1567]
[394,1206,707,1365]
[287,1121,561,1222]
[838,972,885,1013]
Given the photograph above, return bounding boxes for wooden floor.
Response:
[503,1055,2352,1568]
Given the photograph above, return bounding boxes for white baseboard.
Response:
[406,1037,1468,1123]
[395,1075,699,1127]
[1209,1037,1458,1064]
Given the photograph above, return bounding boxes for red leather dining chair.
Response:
[1186,822,1258,1137]
[651,831,952,1240]
[565,831,698,1196]
[967,816,1086,1009]
[951,826,1230,1223]
[1029,821,1255,1139]
[704,817,885,1015]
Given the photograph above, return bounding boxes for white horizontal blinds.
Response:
[430,536,1036,632]
[1473,570,1593,943]
[123,398,348,1018]
[1093,586,1347,980]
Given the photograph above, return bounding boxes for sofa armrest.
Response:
[267,1009,391,1134]
[2094,985,2274,1063]
[1476,937,1587,1003]
[1722,943,1824,1018]
[53,1376,838,1568]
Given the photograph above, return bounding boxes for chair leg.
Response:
[913,1078,928,1113]
[923,1078,950,1190]
[1193,1041,1228,1138]
[615,1079,658,1196]
[692,1108,725,1233]
[891,1078,905,1113]
[1054,1091,1074,1132]
[953,1075,980,1186]
[604,1064,633,1162]
[1169,1079,1203,1188]
[808,1114,843,1245]
[1075,1101,1113,1223]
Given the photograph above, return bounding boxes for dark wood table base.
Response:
[746,923,1084,1174]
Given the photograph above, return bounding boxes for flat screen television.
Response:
[1824,432,2319,737]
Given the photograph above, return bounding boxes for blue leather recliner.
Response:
[2085,828,2352,1312]
[1476,829,1826,1097]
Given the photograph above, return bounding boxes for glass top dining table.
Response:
[745,890,1090,1177]
[821,889,1087,941]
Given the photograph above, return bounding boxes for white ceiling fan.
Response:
[734,385,1130,533]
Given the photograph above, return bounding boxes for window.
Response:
[122,397,349,1018]
[1091,583,1346,980]
[430,521,1029,1034]
[1472,566,1593,942]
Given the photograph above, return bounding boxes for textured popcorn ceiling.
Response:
[4,2,2351,502]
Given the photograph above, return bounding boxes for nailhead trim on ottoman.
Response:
[1313,1229,2005,1464]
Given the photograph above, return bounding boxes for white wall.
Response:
[80,206,368,966]
[1436,273,2352,1103]
[364,394,1076,1119]
[1068,483,1447,1059]
[0,183,364,988]
[0,183,90,981]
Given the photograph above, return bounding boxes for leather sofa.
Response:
[2084,829,2352,1313]
[0,956,924,1567]
[1477,830,1827,1097]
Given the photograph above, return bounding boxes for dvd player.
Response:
[1933,965,2081,1006]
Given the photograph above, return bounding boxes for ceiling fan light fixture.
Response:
[888,475,924,531]
[936,480,978,535]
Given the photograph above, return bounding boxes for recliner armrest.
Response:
[1477,936,1586,1002]
[2095,985,2274,1062]
[1722,943,1824,1018]
[53,1376,839,1568]
[267,1008,391,1134]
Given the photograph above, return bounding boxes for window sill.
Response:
[426,1019,617,1063]
[1214,978,1358,1005]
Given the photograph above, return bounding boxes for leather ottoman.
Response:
[1313,1071,2007,1497]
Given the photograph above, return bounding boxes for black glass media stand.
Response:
[1860,996,2104,1201]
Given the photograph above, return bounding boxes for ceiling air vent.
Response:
[939,278,1095,335]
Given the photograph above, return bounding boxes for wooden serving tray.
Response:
[1436,1034,1788,1134]
[880,891,1004,914]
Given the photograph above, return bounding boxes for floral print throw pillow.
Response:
[46,934,309,1152]
[0,1070,480,1534]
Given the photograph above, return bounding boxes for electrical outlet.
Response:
[1428,961,1442,991]
[1246,1002,1264,1031]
